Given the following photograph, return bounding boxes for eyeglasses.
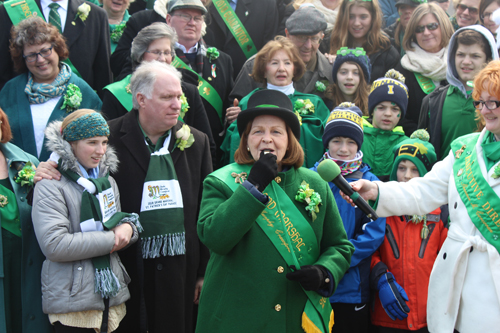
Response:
[473,100,500,110]
[457,3,478,15]
[173,13,204,23]
[23,46,53,63]
[291,35,322,45]
[145,50,175,58]
[415,22,439,33]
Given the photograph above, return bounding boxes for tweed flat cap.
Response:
[167,0,207,14]
[286,5,327,35]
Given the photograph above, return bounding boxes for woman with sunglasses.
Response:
[394,2,454,135]
[341,59,500,333]
[451,0,481,30]
[0,17,101,162]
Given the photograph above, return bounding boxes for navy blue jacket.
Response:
[311,162,386,304]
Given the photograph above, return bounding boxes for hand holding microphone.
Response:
[247,150,278,190]
[316,159,379,220]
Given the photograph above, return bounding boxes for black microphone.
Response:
[317,159,379,220]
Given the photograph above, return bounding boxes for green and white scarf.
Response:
[24,62,71,104]
[139,131,185,259]
[59,166,142,298]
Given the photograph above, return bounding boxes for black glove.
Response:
[247,151,278,190]
[286,265,329,291]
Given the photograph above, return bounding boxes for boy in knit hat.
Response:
[361,69,409,181]
[370,130,448,332]
[312,102,386,333]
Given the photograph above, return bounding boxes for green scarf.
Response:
[24,62,71,104]
[481,132,500,171]
[139,132,185,258]
[59,167,142,298]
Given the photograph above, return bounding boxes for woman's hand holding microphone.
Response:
[247,151,278,190]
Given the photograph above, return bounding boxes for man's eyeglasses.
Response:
[23,46,53,63]
[457,3,478,15]
[173,13,204,23]
[145,50,175,58]
[291,35,322,45]
[473,100,500,110]
[415,22,439,33]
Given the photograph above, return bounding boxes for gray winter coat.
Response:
[32,121,137,315]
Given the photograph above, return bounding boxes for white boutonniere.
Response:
[175,124,195,151]
[72,3,91,25]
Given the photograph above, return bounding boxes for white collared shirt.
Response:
[175,42,199,54]
[40,0,69,33]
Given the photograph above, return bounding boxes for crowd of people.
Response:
[0,0,500,331]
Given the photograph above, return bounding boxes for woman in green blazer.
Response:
[197,90,354,333]
[0,17,102,162]
[0,107,50,333]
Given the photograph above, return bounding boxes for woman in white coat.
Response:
[343,60,500,333]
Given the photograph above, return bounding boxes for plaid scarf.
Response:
[24,62,71,104]
[174,39,208,75]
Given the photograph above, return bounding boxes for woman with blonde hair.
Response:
[395,2,454,135]
[330,0,400,82]
[32,109,141,332]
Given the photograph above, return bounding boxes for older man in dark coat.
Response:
[109,62,212,332]
[0,0,111,96]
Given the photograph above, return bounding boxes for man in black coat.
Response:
[0,0,111,96]
[204,0,279,78]
[109,61,212,332]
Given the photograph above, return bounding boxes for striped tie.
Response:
[48,2,62,33]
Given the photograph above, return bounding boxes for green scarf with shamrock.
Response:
[139,132,185,259]
[58,167,142,298]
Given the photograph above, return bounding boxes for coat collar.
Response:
[118,110,184,173]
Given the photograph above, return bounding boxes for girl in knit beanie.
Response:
[325,47,371,115]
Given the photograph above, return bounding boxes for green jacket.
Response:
[0,143,50,332]
[197,165,354,332]
[361,117,408,180]
[0,72,102,161]
[220,89,330,168]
